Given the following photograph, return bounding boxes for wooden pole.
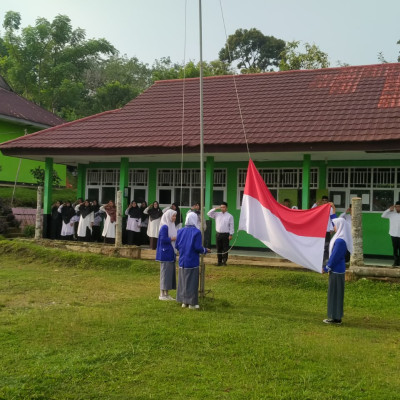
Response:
[115,190,123,247]
[35,186,43,240]
[350,197,364,267]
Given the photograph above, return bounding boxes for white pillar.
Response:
[350,197,364,267]
[115,190,123,247]
[35,186,43,240]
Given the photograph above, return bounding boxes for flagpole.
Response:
[199,0,206,298]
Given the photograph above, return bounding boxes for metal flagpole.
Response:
[199,0,206,298]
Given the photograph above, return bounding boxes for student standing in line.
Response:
[163,202,182,229]
[58,201,76,241]
[144,201,163,250]
[125,200,142,246]
[91,200,103,242]
[175,212,210,309]
[100,200,117,244]
[322,218,353,325]
[50,200,63,239]
[381,201,400,266]
[207,201,234,266]
[75,199,94,241]
[139,201,149,245]
[156,209,177,301]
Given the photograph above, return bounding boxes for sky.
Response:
[0,0,399,68]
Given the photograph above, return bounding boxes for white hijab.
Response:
[329,218,353,256]
[160,209,177,239]
[185,212,199,227]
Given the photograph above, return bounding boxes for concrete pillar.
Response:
[77,164,86,199]
[302,154,311,209]
[119,157,129,212]
[350,197,364,267]
[115,190,123,247]
[35,186,43,239]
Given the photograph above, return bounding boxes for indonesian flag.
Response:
[238,159,331,273]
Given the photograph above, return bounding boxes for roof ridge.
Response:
[154,62,400,84]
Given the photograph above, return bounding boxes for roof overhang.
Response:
[0,114,52,130]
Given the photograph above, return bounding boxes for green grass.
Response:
[0,186,77,207]
[0,240,399,399]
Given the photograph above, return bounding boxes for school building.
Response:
[1,63,400,256]
[0,75,66,185]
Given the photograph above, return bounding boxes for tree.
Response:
[151,57,232,81]
[219,28,286,73]
[30,166,61,187]
[279,41,330,71]
[1,11,116,115]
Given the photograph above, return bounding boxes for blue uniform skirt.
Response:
[176,266,199,306]
[160,261,176,290]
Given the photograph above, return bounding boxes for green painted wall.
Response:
[0,122,66,185]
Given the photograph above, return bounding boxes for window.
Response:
[328,167,400,212]
[156,168,226,207]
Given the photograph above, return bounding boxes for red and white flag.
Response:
[238,159,331,273]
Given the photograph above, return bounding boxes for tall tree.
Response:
[219,28,286,73]
[1,11,116,115]
[279,41,330,71]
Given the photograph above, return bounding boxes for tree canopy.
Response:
[279,41,330,71]
[219,28,286,73]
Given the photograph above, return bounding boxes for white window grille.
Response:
[213,169,226,187]
[373,168,395,188]
[280,169,299,188]
[350,168,371,188]
[102,169,119,186]
[87,169,102,185]
[260,169,278,188]
[129,169,148,186]
[158,170,174,187]
[328,168,348,187]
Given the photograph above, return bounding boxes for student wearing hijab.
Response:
[163,202,182,229]
[322,218,353,325]
[139,201,149,245]
[50,200,63,239]
[58,201,77,240]
[156,209,177,301]
[91,200,102,242]
[125,200,142,245]
[175,212,211,310]
[75,199,94,241]
[100,200,117,244]
[144,201,163,250]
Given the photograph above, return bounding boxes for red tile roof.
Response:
[0,82,64,127]
[2,63,400,156]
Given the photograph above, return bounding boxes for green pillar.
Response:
[148,165,157,202]
[302,154,311,210]
[119,157,129,211]
[77,164,86,200]
[205,156,214,215]
[43,157,53,214]
[319,162,327,190]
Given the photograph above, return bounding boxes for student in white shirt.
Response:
[207,201,234,266]
[381,201,400,266]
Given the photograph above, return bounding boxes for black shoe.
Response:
[216,263,222,266]
[222,262,227,266]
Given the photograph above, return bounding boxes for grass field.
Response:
[0,240,399,399]
[0,186,77,207]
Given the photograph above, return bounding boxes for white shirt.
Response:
[207,208,234,235]
[382,209,400,237]
[339,212,352,228]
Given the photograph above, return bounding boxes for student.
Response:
[139,201,149,245]
[187,201,201,230]
[163,202,182,229]
[144,201,163,250]
[175,212,210,309]
[75,199,94,241]
[339,204,352,226]
[58,201,76,241]
[50,200,63,239]
[156,209,177,301]
[101,200,116,244]
[207,201,234,266]
[282,198,291,208]
[312,196,336,266]
[91,200,103,243]
[381,201,400,266]
[125,200,142,246]
[323,218,353,325]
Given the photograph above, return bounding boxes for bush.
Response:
[30,166,61,187]
[23,225,35,238]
